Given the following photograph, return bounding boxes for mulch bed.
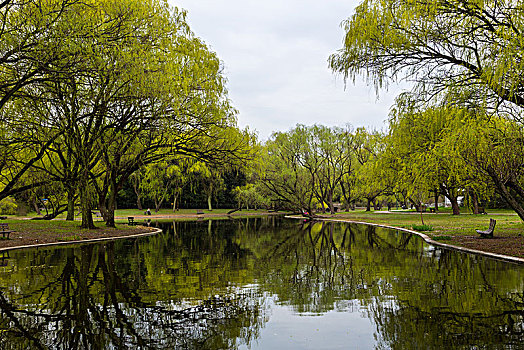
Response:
[0,226,156,250]
[450,235,524,258]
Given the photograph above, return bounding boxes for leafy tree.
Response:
[450,115,524,220]
[386,95,470,214]
[259,128,316,213]
[0,0,99,202]
[308,125,354,214]
[140,162,181,213]
[0,196,16,215]
[188,162,225,211]
[351,128,392,211]
[233,184,268,210]
[329,0,524,112]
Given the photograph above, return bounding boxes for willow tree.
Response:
[385,94,474,214]
[0,0,89,202]
[329,0,524,114]
[449,116,524,220]
[259,129,316,213]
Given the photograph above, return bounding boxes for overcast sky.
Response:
[171,0,407,140]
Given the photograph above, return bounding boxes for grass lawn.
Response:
[0,218,150,250]
[330,208,524,237]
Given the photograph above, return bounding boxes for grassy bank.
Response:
[325,209,524,258]
[0,209,280,242]
[330,209,523,236]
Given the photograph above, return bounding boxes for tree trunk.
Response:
[449,196,460,215]
[105,185,117,228]
[80,181,95,229]
[366,199,371,211]
[328,190,335,214]
[433,190,439,213]
[207,194,212,211]
[32,198,41,215]
[132,176,143,210]
[172,194,178,212]
[66,188,75,221]
[487,166,524,221]
[471,190,479,215]
[105,206,115,227]
[341,183,351,211]
[98,198,108,222]
[409,198,423,212]
[440,185,460,215]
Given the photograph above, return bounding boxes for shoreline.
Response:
[2,212,523,264]
[291,216,524,265]
[0,211,285,252]
[0,228,162,253]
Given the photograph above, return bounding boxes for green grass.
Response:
[0,208,285,235]
[0,219,135,237]
[331,209,523,239]
[39,208,274,221]
[432,235,453,241]
[411,224,434,231]
[57,234,82,241]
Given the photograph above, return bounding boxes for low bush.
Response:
[0,197,17,215]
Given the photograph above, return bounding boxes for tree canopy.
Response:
[329,0,524,114]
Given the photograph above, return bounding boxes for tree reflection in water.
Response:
[0,240,264,349]
[0,217,522,349]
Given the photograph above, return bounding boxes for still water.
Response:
[0,217,522,349]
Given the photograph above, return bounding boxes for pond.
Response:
[0,217,522,349]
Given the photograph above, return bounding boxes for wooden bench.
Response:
[0,223,13,239]
[476,219,496,238]
[128,217,137,226]
[196,209,204,215]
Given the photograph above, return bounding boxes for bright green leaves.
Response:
[0,0,252,226]
[259,124,358,213]
[331,0,524,107]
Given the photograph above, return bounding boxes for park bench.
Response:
[478,207,487,214]
[429,207,436,213]
[128,217,137,226]
[196,209,204,215]
[0,223,13,239]
[476,218,496,238]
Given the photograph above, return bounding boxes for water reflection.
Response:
[0,218,522,349]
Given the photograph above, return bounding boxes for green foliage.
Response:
[258,124,359,213]
[233,184,268,210]
[0,0,256,227]
[0,197,17,215]
[330,0,524,109]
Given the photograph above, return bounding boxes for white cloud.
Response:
[171,0,407,140]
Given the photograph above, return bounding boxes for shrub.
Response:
[0,197,18,215]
